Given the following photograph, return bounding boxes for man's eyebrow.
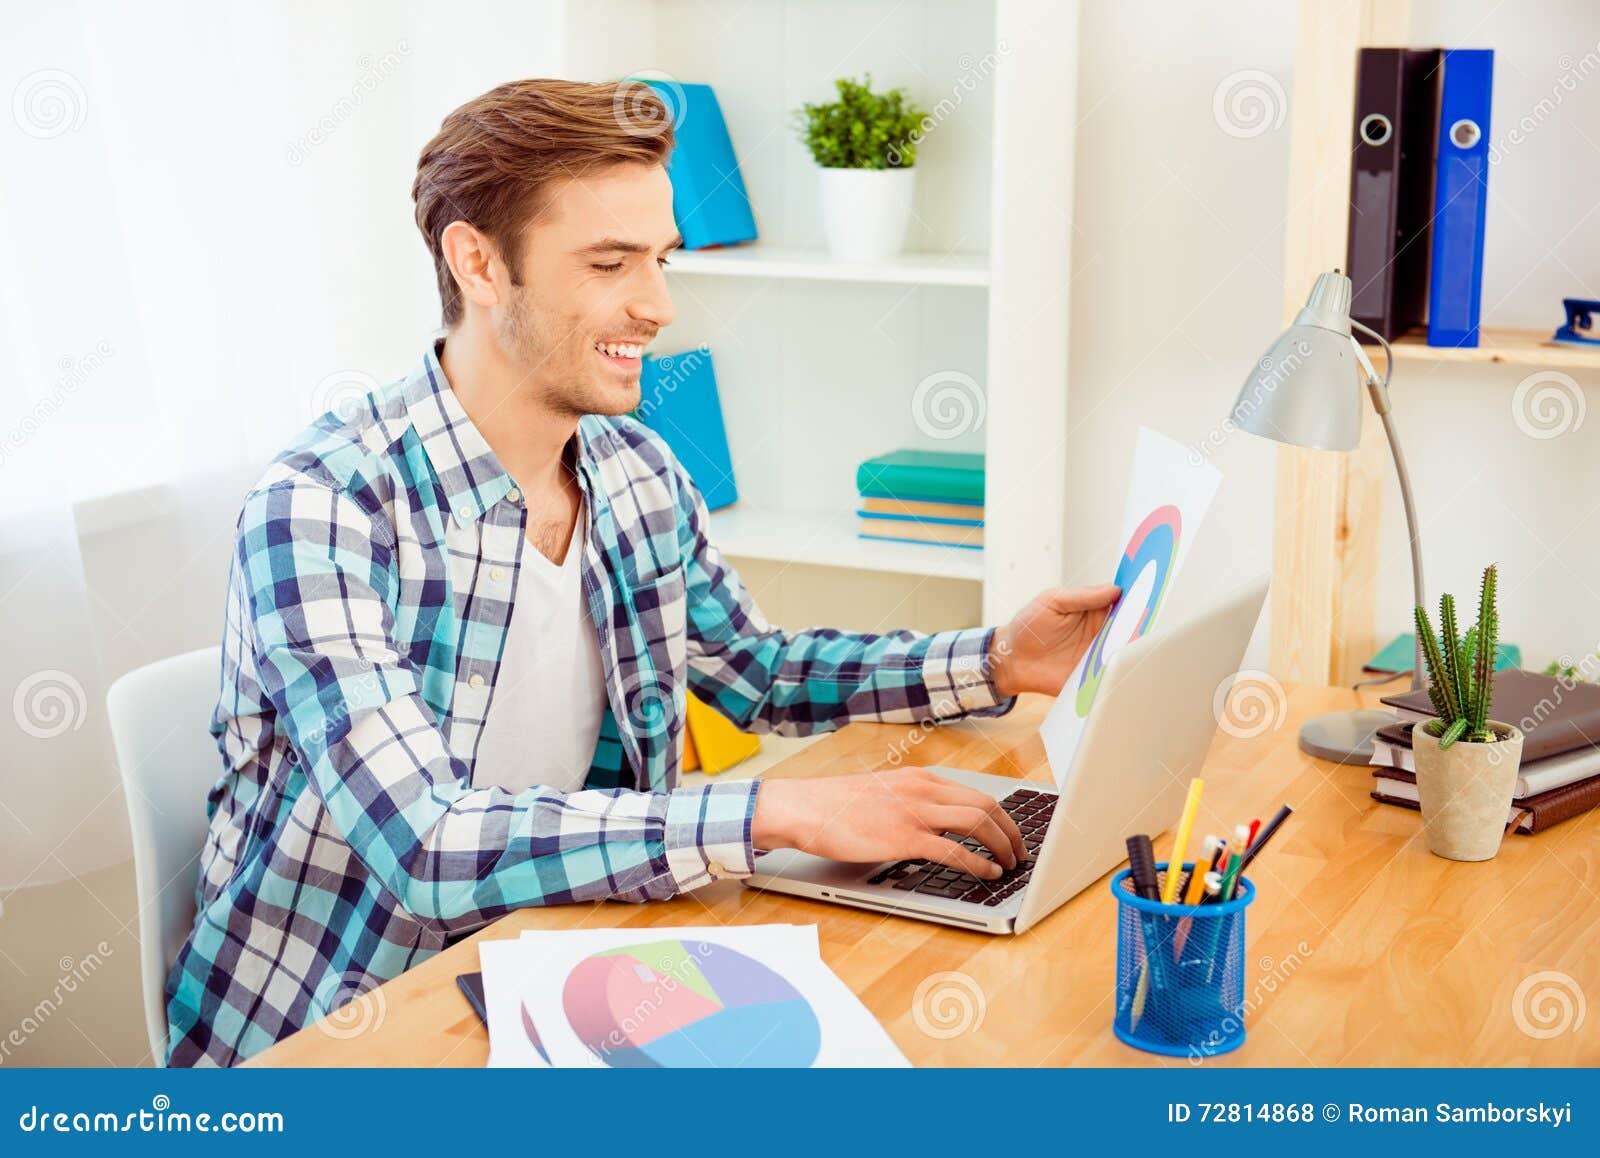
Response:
[577,235,684,256]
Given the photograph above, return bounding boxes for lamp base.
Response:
[1298,708,1400,765]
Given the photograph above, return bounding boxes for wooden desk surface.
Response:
[251,683,1600,1067]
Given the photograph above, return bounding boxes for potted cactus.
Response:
[1410,564,1524,861]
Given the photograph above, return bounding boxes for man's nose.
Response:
[630,261,676,330]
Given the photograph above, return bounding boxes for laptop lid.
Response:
[1013,574,1269,933]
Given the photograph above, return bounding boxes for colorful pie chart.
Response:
[561,939,821,1068]
[1074,504,1182,717]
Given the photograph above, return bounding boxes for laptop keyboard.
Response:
[863,787,1056,907]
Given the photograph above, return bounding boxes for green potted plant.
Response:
[792,75,928,261]
[1411,564,1524,861]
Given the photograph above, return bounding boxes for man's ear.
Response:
[440,221,502,314]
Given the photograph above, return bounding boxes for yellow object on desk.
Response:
[684,693,761,774]
[249,683,1600,1069]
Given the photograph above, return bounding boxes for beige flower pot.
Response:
[1411,721,1524,861]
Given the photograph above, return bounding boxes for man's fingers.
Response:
[1046,583,1121,612]
[922,805,1018,870]
[913,835,1004,880]
[921,778,1028,862]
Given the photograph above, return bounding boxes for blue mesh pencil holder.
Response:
[1110,863,1255,1058]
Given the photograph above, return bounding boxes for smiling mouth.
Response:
[594,340,647,365]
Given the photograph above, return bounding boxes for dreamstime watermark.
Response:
[1187,940,1313,1063]
[1492,651,1600,768]
[1511,970,1586,1040]
[12,670,88,741]
[312,977,386,1041]
[1213,69,1287,139]
[1511,369,1586,439]
[0,341,114,469]
[885,42,1011,167]
[911,370,986,440]
[285,41,411,166]
[1189,338,1312,463]
[619,668,674,733]
[634,343,709,422]
[1212,669,1289,740]
[310,369,380,424]
[297,659,385,753]
[586,940,718,1061]
[0,942,114,1064]
[12,68,87,139]
[612,72,686,138]
[884,639,1011,767]
[911,970,986,1039]
[1489,43,1600,165]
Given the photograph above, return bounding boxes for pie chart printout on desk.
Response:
[482,924,907,1068]
[561,939,823,1068]
[1041,428,1222,791]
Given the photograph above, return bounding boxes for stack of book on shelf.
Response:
[1370,669,1600,834]
[855,450,984,551]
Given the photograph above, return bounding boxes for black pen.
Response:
[1236,804,1293,876]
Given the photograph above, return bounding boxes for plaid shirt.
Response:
[166,342,1012,1067]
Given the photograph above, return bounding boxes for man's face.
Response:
[495,162,679,417]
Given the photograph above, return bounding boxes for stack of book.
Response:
[855,450,984,551]
[1370,669,1600,834]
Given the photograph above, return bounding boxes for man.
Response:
[166,79,1118,1066]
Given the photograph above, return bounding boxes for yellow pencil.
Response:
[1133,781,1205,1030]
[1161,779,1205,903]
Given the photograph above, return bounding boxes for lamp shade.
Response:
[1230,271,1363,452]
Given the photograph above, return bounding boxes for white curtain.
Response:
[1,0,567,893]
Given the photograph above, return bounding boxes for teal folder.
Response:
[636,350,738,511]
[1366,632,1521,674]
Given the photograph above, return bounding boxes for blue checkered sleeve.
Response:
[237,479,758,928]
[676,480,1018,736]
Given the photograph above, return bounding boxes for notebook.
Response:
[1380,669,1600,762]
[1371,768,1600,835]
[856,450,985,504]
[1369,725,1600,799]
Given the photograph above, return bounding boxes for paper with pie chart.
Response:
[482,924,907,1068]
[1041,427,1221,791]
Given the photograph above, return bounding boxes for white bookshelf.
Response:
[709,507,986,581]
[563,0,1078,627]
[668,245,990,288]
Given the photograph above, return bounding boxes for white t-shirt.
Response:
[471,503,609,794]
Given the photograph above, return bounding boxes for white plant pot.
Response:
[818,166,916,262]
[1411,721,1524,862]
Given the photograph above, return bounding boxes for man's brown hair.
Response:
[412,79,675,327]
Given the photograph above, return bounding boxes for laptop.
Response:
[743,575,1269,935]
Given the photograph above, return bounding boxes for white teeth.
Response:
[596,342,643,358]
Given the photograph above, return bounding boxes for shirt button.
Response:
[505,487,522,504]
[707,860,727,880]
[468,673,485,689]
[456,505,473,521]
[490,566,506,582]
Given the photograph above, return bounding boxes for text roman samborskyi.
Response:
[1349,1103,1573,1128]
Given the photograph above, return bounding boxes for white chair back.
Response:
[106,645,222,1066]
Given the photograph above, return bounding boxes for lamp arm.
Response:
[1350,319,1427,692]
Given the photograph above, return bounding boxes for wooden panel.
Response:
[1270,0,1410,684]
[1391,327,1600,370]
[251,684,1600,1069]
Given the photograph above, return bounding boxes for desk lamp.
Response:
[1230,270,1425,763]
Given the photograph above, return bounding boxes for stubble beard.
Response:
[497,285,640,420]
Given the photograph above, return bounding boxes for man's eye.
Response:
[657,256,672,268]
[591,262,624,273]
